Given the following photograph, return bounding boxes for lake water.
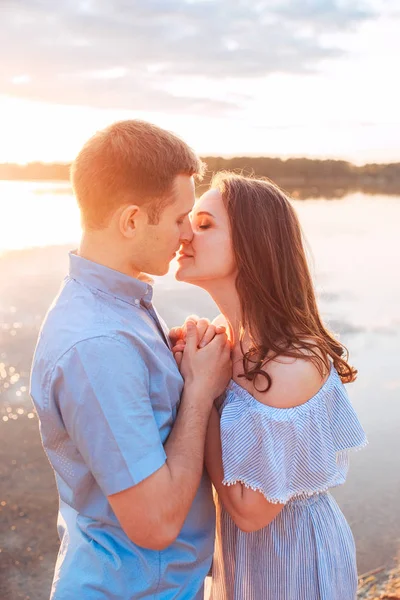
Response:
[0,180,399,574]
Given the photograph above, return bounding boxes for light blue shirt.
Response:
[30,253,215,599]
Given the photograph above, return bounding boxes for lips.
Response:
[177,252,193,260]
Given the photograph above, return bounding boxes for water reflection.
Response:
[0,181,80,252]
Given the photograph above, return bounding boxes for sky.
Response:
[0,0,399,164]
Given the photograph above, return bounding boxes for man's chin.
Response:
[155,264,170,277]
[142,264,170,278]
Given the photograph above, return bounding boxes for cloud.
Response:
[0,0,375,115]
[270,0,374,29]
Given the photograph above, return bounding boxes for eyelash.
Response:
[198,224,210,230]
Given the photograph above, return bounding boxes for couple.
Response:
[30,120,367,600]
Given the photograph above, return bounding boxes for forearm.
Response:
[108,388,212,552]
[204,406,246,521]
[162,383,213,531]
[144,318,231,543]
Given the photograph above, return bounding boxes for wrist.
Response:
[182,381,214,409]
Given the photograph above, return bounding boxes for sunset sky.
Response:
[0,0,399,164]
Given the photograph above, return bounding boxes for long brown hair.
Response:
[211,171,357,391]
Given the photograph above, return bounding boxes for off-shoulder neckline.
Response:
[225,363,339,415]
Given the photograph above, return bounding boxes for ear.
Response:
[118,204,142,238]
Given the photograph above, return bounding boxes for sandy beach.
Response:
[0,247,68,600]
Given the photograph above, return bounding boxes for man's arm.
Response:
[56,324,230,550]
[109,381,217,549]
[108,320,232,549]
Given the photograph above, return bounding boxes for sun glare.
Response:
[0,181,80,253]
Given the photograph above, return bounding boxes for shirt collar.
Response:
[69,252,153,306]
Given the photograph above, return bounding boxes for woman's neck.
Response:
[202,278,246,348]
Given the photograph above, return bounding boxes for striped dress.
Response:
[210,366,367,600]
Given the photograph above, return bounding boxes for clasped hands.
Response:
[169,316,227,367]
[169,316,232,405]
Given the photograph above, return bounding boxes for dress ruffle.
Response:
[220,367,367,504]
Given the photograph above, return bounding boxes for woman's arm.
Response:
[205,406,284,533]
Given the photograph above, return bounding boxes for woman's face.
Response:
[175,189,237,286]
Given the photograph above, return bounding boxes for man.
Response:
[30,120,231,599]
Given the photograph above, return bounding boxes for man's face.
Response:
[132,175,196,276]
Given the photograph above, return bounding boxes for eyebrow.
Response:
[195,211,215,218]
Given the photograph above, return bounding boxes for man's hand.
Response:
[171,317,226,367]
[169,315,202,348]
[178,320,232,405]
[109,320,229,552]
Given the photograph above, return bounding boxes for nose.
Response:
[180,219,194,244]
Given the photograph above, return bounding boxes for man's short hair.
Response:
[71,120,205,228]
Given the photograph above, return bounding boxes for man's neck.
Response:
[78,234,141,279]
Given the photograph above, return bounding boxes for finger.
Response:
[172,340,186,349]
[199,324,217,348]
[172,342,186,353]
[184,319,199,353]
[184,315,200,326]
[196,318,210,345]
[180,315,200,339]
[169,326,184,345]
[215,331,228,346]
[218,333,232,353]
[203,331,227,354]
[174,351,183,368]
[169,326,182,338]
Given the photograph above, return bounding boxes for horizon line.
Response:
[1,156,400,168]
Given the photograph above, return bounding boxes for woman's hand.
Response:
[177,321,231,399]
[170,316,226,368]
[169,315,201,349]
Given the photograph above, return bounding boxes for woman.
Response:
[173,173,367,600]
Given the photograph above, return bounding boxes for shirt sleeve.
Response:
[51,335,167,496]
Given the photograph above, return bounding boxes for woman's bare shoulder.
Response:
[252,355,330,409]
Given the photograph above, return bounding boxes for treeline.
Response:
[197,157,400,198]
[1,158,400,198]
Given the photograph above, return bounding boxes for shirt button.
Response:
[134,299,140,306]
